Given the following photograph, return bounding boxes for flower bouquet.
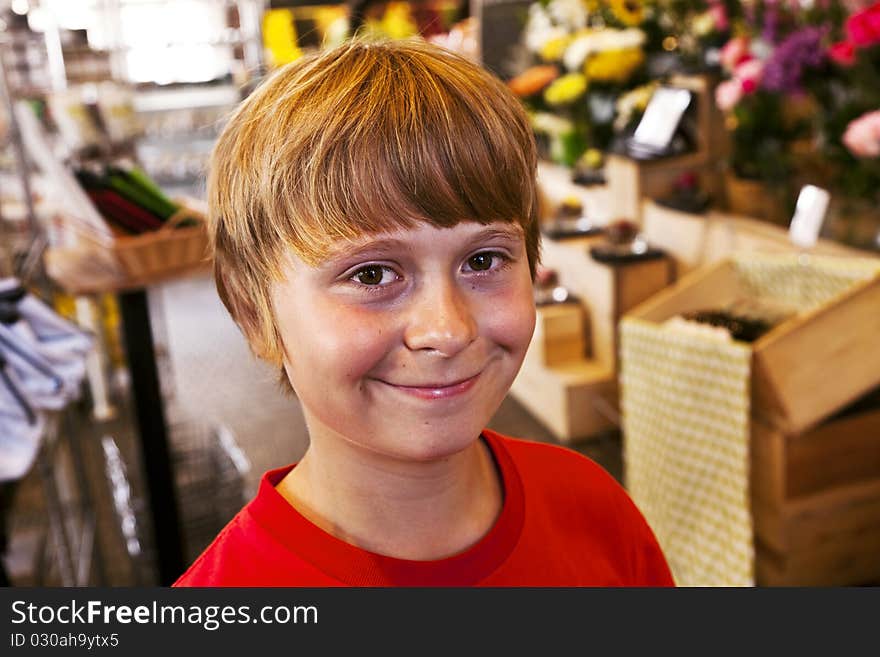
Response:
[813,0,880,248]
[712,1,842,220]
[509,0,661,167]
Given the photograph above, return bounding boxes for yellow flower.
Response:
[609,0,644,27]
[584,48,645,83]
[579,148,604,169]
[539,36,571,63]
[544,73,588,106]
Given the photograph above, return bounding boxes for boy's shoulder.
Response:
[485,429,647,526]
[173,465,340,587]
[484,429,622,492]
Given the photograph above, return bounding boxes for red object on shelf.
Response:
[88,189,165,234]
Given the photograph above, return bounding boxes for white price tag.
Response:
[789,185,830,250]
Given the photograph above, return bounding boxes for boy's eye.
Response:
[468,253,494,271]
[352,265,396,286]
[465,251,507,273]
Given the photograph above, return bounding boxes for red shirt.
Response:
[174,430,674,586]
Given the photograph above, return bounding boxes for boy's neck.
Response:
[275,435,503,561]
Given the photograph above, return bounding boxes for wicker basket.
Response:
[111,205,209,279]
[45,201,210,294]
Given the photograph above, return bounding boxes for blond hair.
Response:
[208,38,540,368]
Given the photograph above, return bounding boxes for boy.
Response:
[174,39,673,586]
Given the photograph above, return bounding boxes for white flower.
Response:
[562,33,595,70]
[524,5,570,53]
[547,0,589,31]
[530,111,575,136]
[562,28,646,71]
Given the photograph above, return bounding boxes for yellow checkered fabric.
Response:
[620,253,880,587]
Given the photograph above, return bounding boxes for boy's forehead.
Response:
[319,220,525,257]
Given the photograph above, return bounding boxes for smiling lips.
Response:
[382,372,482,400]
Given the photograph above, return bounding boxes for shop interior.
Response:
[1,0,879,588]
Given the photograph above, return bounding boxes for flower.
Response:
[580,148,604,169]
[715,78,744,111]
[508,65,560,97]
[709,3,729,32]
[720,36,752,72]
[547,0,590,30]
[584,48,645,82]
[609,0,644,27]
[544,72,589,105]
[524,5,569,53]
[614,81,657,130]
[562,28,646,70]
[692,11,717,38]
[829,40,857,65]
[761,26,827,93]
[540,35,572,62]
[734,59,765,93]
[530,111,575,136]
[845,1,880,47]
[842,110,880,158]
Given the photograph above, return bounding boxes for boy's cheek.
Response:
[484,293,536,355]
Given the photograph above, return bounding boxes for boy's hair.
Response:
[207,38,540,370]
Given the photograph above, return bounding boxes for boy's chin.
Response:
[368,419,494,464]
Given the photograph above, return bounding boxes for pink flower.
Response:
[842,110,880,158]
[846,1,880,47]
[709,3,729,32]
[829,40,857,65]
[720,37,751,72]
[715,79,743,112]
[734,59,764,92]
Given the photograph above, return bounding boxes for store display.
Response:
[533,266,572,306]
[620,86,694,161]
[570,150,607,187]
[654,171,712,215]
[589,218,666,264]
[0,0,878,590]
[541,196,602,240]
[74,161,182,234]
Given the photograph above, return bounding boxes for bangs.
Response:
[257,41,538,267]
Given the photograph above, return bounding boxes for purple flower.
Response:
[761,26,828,93]
[763,0,781,44]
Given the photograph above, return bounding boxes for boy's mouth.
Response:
[377,372,482,400]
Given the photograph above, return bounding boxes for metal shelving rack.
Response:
[0,22,105,587]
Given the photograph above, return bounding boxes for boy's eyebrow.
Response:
[323,224,524,264]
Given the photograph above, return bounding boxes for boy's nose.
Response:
[403,279,477,357]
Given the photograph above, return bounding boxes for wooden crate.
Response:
[627,255,880,434]
[751,403,880,586]
[511,353,616,442]
[532,303,588,366]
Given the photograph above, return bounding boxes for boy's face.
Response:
[270,220,536,463]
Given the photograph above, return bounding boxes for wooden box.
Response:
[511,353,616,442]
[627,254,880,434]
[531,303,587,367]
[751,399,880,586]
